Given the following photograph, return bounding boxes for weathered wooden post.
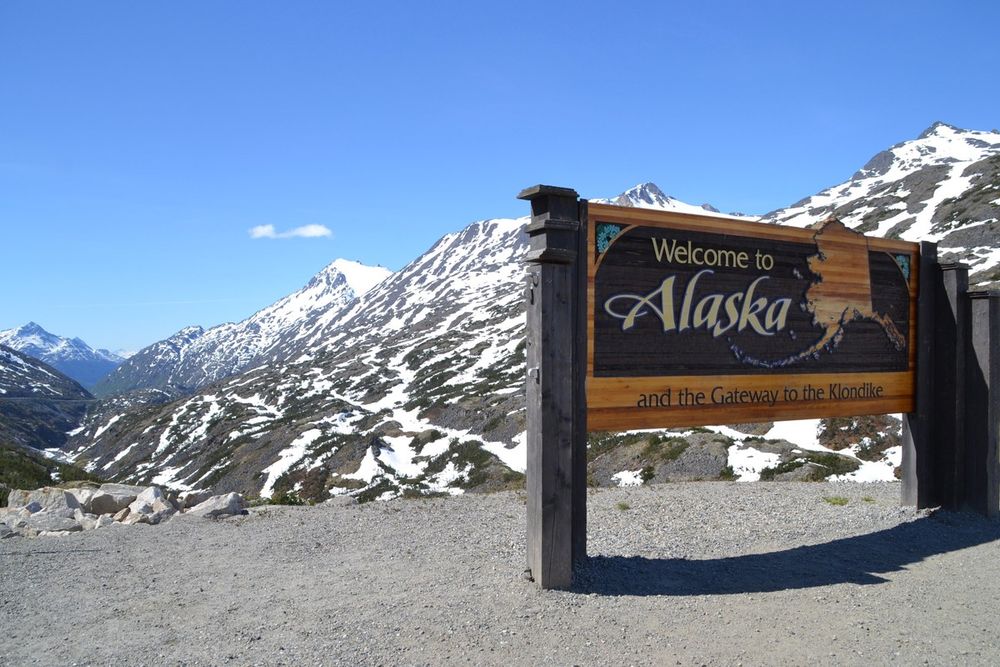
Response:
[965,290,1000,516]
[902,242,938,508]
[933,263,969,509]
[518,185,585,589]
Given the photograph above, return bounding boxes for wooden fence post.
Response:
[518,184,583,589]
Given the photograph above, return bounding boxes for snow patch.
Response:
[259,428,325,498]
[612,470,644,487]
[727,446,782,482]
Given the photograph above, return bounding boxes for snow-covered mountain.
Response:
[0,344,93,452]
[67,124,997,500]
[92,259,392,398]
[595,182,755,218]
[0,344,91,401]
[65,187,757,497]
[762,122,1000,285]
[0,323,124,389]
[92,325,207,399]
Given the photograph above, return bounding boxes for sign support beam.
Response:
[965,290,1000,516]
[934,263,969,509]
[902,242,938,508]
[518,185,584,589]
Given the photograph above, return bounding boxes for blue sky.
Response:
[2,1,998,351]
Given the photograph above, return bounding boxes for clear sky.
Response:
[2,1,998,351]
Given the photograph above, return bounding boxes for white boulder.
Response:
[122,511,150,525]
[178,489,213,509]
[73,509,101,531]
[90,483,146,515]
[67,487,99,512]
[6,487,80,513]
[24,511,82,533]
[125,487,177,525]
[185,493,245,519]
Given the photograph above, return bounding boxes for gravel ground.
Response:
[2,481,1000,666]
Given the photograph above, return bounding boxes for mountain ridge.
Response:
[761,121,1000,285]
[92,259,392,398]
[0,344,93,454]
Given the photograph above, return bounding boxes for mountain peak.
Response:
[0,322,123,388]
[175,325,205,338]
[615,182,673,208]
[918,121,963,140]
[94,260,393,398]
[319,258,392,297]
[18,321,50,335]
[599,182,754,220]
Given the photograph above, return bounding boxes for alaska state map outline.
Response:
[733,217,907,369]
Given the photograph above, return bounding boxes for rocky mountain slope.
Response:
[67,186,717,498]
[0,322,123,389]
[92,325,207,400]
[65,215,532,497]
[92,259,391,398]
[762,122,1000,285]
[0,344,93,454]
[64,123,996,502]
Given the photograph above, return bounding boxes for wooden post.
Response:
[573,200,589,565]
[931,264,969,509]
[965,291,1000,516]
[902,242,938,508]
[518,184,583,589]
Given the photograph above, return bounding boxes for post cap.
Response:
[517,185,579,201]
[968,290,1000,300]
[940,262,972,271]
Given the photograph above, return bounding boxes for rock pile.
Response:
[0,483,245,538]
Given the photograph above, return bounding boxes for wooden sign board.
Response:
[586,203,919,430]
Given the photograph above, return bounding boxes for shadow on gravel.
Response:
[575,512,1000,596]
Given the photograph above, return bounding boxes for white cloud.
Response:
[249,224,332,239]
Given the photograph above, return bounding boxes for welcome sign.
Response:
[585,203,919,430]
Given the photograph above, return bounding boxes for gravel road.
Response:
[2,481,999,666]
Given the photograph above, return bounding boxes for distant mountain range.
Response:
[62,185,753,497]
[36,122,1000,501]
[92,258,392,398]
[0,323,125,389]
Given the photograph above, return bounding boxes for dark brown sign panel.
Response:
[586,203,919,430]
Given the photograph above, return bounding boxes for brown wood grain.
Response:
[586,203,920,254]
[588,372,914,430]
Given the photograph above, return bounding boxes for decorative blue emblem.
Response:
[596,223,623,254]
[894,254,911,281]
